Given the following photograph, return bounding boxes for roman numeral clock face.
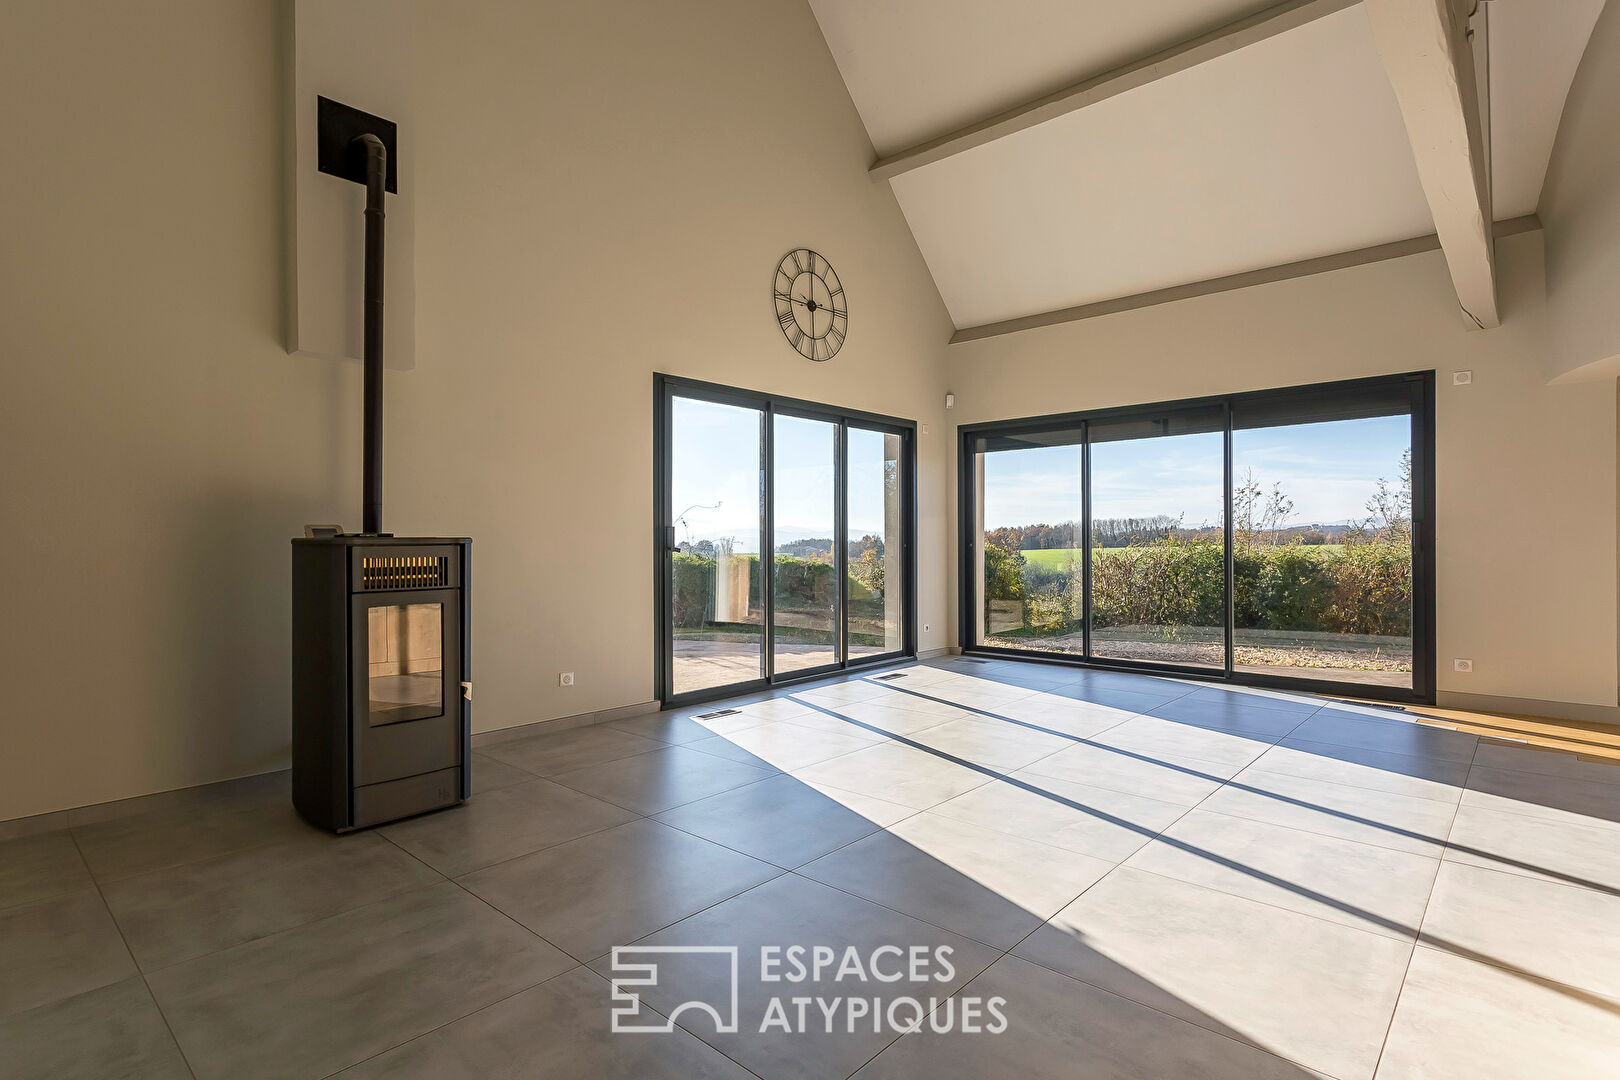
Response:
[773,248,846,362]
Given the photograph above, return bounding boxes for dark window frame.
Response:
[957,372,1436,704]
[655,374,919,708]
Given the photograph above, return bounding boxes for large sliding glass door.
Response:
[657,376,916,706]
[961,373,1434,702]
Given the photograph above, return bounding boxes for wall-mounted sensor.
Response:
[945,393,955,410]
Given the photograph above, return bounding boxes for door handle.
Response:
[663,525,678,552]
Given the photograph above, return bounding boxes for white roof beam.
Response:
[1365,0,1498,327]
[868,0,1361,182]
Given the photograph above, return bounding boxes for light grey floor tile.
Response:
[854,954,1312,1080]
[655,773,915,869]
[549,745,775,815]
[1016,867,1412,1080]
[801,699,964,737]
[147,881,573,1080]
[726,697,822,723]
[470,751,535,794]
[1469,741,1620,787]
[379,777,637,877]
[929,773,1190,862]
[792,680,899,707]
[798,811,1113,949]
[1445,800,1620,892]
[459,818,782,961]
[974,693,1137,739]
[903,717,1076,772]
[587,874,1001,1080]
[791,742,995,810]
[685,723,880,772]
[0,889,136,1018]
[334,965,753,1079]
[1124,809,1441,941]
[73,799,317,883]
[1247,738,1469,802]
[1462,764,1620,828]
[1418,861,1620,1000]
[0,831,93,910]
[1094,716,1281,770]
[0,978,190,1080]
[1205,768,1457,857]
[1375,945,1620,1080]
[1290,711,1478,764]
[480,724,663,776]
[1019,742,1235,806]
[101,830,441,970]
[1047,684,1192,714]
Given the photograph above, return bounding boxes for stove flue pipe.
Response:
[356,133,386,536]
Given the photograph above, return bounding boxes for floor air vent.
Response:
[695,708,741,720]
[873,672,907,681]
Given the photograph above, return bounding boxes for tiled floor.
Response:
[4,656,1620,1078]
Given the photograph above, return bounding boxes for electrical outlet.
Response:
[1453,658,1473,673]
[559,672,575,687]
[923,624,931,634]
[1453,370,1473,385]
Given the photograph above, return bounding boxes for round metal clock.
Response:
[773,248,846,362]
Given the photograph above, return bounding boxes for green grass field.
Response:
[1019,544,1346,568]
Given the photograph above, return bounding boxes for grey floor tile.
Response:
[1290,711,1478,764]
[334,965,753,1079]
[1016,867,1411,1080]
[1093,715,1281,770]
[73,799,317,883]
[1205,768,1457,857]
[1247,738,1469,802]
[480,724,662,776]
[470,751,535,794]
[0,889,136,1019]
[1124,809,1441,941]
[1183,686,1325,716]
[798,811,1113,949]
[903,717,1076,772]
[655,773,915,869]
[1469,741,1620,787]
[0,977,190,1080]
[685,723,879,772]
[1418,861,1620,1000]
[379,777,637,877]
[1019,742,1234,806]
[0,811,70,843]
[608,712,737,745]
[929,772,1189,863]
[459,818,782,961]
[791,742,995,810]
[1462,764,1620,828]
[549,745,775,815]
[1149,695,1316,737]
[146,881,573,1080]
[1047,684,1191,714]
[587,874,1001,1080]
[101,830,441,970]
[67,771,289,829]
[1375,945,1620,1080]
[0,831,93,910]
[1444,800,1620,892]
[854,954,1312,1080]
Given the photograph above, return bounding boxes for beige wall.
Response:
[0,0,952,822]
[946,230,1619,712]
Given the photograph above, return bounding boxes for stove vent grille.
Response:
[360,555,450,591]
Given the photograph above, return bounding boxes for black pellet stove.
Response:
[292,98,470,832]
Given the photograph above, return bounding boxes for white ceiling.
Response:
[810,0,1607,329]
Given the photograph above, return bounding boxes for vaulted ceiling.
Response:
[809,0,1606,333]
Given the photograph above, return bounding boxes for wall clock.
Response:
[773,248,846,362]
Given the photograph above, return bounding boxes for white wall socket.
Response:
[1453,370,1473,385]
[559,672,575,687]
[922,624,931,634]
[1453,658,1473,673]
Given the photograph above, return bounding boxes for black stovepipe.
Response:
[356,133,387,536]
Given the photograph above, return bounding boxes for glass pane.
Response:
[975,439,1085,654]
[773,414,839,674]
[671,397,764,695]
[1231,414,1413,688]
[1089,408,1225,669]
[847,428,904,658]
[367,603,444,725]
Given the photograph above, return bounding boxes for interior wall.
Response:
[1542,0,1620,384]
[0,0,953,823]
[945,230,1618,713]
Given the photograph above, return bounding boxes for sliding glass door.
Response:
[960,373,1434,702]
[657,376,916,706]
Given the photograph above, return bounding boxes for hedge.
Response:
[671,553,881,630]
